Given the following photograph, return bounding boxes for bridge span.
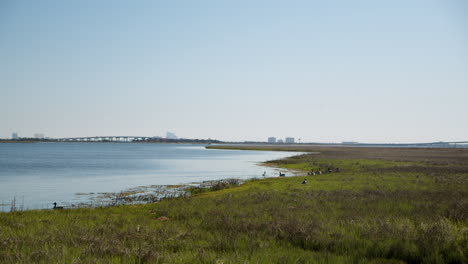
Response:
[57,136,154,142]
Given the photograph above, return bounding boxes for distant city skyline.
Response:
[2,130,468,145]
[1,1,467,143]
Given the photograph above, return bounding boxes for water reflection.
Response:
[0,143,304,211]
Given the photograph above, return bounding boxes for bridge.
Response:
[406,141,468,148]
[338,141,468,145]
[57,136,155,142]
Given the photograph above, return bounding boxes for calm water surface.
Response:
[0,143,302,211]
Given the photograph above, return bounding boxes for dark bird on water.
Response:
[53,202,64,210]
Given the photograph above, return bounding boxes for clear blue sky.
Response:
[1,0,467,143]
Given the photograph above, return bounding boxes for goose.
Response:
[53,202,64,210]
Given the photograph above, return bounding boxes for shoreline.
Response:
[0,148,303,212]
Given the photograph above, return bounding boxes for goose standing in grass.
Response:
[53,202,63,210]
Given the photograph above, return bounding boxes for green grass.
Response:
[1,148,467,263]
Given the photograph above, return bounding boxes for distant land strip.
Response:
[1,137,467,148]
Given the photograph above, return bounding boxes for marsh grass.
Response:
[1,147,467,263]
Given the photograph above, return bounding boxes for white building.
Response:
[166,132,177,139]
[277,139,284,144]
[34,133,45,139]
[267,137,276,143]
[12,132,18,140]
[285,137,295,144]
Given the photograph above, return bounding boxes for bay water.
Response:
[0,143,301,211]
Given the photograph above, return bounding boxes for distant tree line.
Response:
[134,138,223,144]
[0,138,58,142]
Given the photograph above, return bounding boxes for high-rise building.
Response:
[12,132,18,140]
[166,132,177,139]
[267,137,276,143]
[285,137,295,144]
[34,133,45,139]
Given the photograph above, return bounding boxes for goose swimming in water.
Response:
[53,202,64,210]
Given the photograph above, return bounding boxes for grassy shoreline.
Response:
[1,147,467,263]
